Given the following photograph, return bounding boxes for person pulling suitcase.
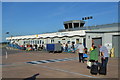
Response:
[89,46,99,75]
[98,44,109,75]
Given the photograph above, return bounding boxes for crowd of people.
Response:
[52,42,109,75]
[75,42,109,75]
[21,44,45,51]
[61,42,76,53]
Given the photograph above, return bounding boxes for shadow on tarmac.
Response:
[23,73,40,80]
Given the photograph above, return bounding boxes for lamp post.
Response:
[5,32,10,59]
[82,16,93,29]
[6,32,10,44]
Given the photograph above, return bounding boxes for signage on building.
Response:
[36,35,38,37]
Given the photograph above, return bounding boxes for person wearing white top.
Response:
[99,44,109,67]
[99,44,109,75]
[77,43,85,63]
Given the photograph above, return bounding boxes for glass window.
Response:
[67,41,70,44]
[33,40,34,44]
[39,40,41,44]
[35,40,37,44]
[51,39,54,43]
[23,41,25,44]
[58,41,61,43]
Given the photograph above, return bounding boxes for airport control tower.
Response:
[63,20,85,29]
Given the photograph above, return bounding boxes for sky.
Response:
[2,2,118,42]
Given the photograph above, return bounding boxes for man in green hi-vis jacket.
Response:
[89,46,99,63]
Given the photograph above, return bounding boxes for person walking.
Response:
[77,43,84,63]
[71,42,75,53]
[98,44,109,75]
[89,46,99,75]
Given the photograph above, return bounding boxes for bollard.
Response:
[6,51,8,59]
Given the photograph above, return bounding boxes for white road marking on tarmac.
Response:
[36,65,97,78]
[30,61,43,64]
[26,57,78,64]
[39,65,112,80]
[38,60,51,63]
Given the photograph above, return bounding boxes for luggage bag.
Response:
[87,61,92,69]
[90,63,98,75]
[99,66,107,75]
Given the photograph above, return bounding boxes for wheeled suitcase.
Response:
[99,66,106,75]
[90,64,98,75]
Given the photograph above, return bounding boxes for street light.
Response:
[82,16,93,29]
[82,16,93,20]
[6,32,9,34]
[6,32,9,44]
[5,32,9,59]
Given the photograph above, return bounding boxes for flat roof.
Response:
[59,23,119,32]
[63,20,85,24]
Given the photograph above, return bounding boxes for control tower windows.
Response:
[64,24,68,29]
[69,23,72,28]
[64,20,85,29]
[80,23,85,27]
[74,23,79,28]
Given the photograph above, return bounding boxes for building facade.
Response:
[6,21,119,57]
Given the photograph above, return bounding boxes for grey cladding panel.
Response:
[112,35,120,57]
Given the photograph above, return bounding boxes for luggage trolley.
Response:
[46,43,62,53]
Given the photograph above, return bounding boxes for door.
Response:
[92,37,102,51]
[112,35,120,57]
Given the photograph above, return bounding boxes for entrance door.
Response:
[92,37,102,51]
[112,35,120,57]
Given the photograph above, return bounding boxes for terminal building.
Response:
[6,20,120,57]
